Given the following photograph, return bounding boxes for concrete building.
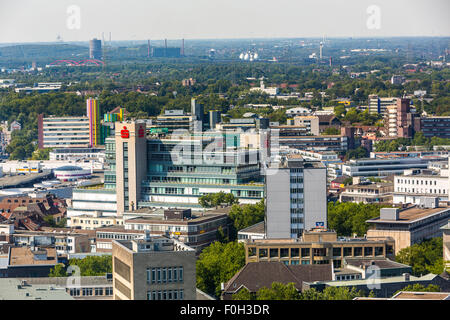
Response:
[368,95,397,115]
[112,124,264,212]
[442,222,450,271]
[277,134,349,152]
[115,121,147,214]
[421,116,450,139]
[122,208,229,253]
[17,276,113,300]
[38,115,90,148]
[0,247,58,278]
[244,229,395,269]
[265,157,327,239]
[112,234,196,300]
[49,147,105,161]
[154,110,193,134]
[69,212,123,230]
[67,188,117,219]
[0,278,74,300]
[366,205,450,254]
[393,169,449,204]
[290,116,320,135]
[342,157,443,177]
[89,39,102,60]
[339,179,393,204]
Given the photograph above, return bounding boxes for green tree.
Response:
[49,264,68,277]
[327,202,385,236]
[196,241,245,297]
[395,283,441,294]
[256,282,301,300]
[232,287,253,300]
[395,237,444,276]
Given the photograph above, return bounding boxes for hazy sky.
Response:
[0,0,449,43]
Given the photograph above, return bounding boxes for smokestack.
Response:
[165,39,167,49]
[148,39,151,58]
[182,38,185,56]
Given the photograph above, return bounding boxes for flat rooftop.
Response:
[367,205,450,224]
[392,291,450,300]
[0,278,73,300]
[8,247,57,266]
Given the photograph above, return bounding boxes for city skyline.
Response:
[0,0,449,44]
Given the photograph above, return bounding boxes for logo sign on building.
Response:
[316,222,325,227]
[138,126,145,138]
[121,126,129,139]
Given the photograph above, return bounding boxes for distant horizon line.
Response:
[1,35,449,46]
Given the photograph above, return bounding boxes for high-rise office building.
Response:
[112,233,196,300]
[115,121,147,215]
[86,98,101,147]
[38,115,90,148]
[89,39,102,60]
[265,157,327,239]
[112,121,264,213]
[368,95,398,115]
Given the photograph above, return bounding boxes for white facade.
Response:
[67,189,117,218]
[393,170,449,204]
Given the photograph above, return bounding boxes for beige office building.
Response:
[115,121,147,215]
[112,234,196,300]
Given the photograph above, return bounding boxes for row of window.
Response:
[147,289,184,300]
[146,267,184,284]
[248,246,387,258]
[69,287,113,297]
[397,179,438,186]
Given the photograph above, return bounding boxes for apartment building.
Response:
[265,157,327,239]
[112,234,196,300]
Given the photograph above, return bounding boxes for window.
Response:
[168,267,172,282]
[157,268,161,283]
[162,268,167,283]
[343,247,352,256]
[280,248,289,258]
[95,288,103,296]
[147,291,152,300]
[179,267,183,282]
[364,247,373,256]
[354,247,362,256]
[259,248,268,258]
[301,248,310,257]
[269,248,279,258]
[291,248,299,257]
[333,247,342,257]
[179,290,184,300]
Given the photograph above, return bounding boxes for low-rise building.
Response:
[0,278,73,300]
[69,212,123,230]
[221,262,332,300]
[0,246,58,278]
[18,276,113,300]
[366,206,450,254]
[122,208,229,253]
[244,228,396,269]
[393,169,449,204]
[339,180,393,204]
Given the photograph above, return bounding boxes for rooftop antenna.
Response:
[148,39,151,58]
